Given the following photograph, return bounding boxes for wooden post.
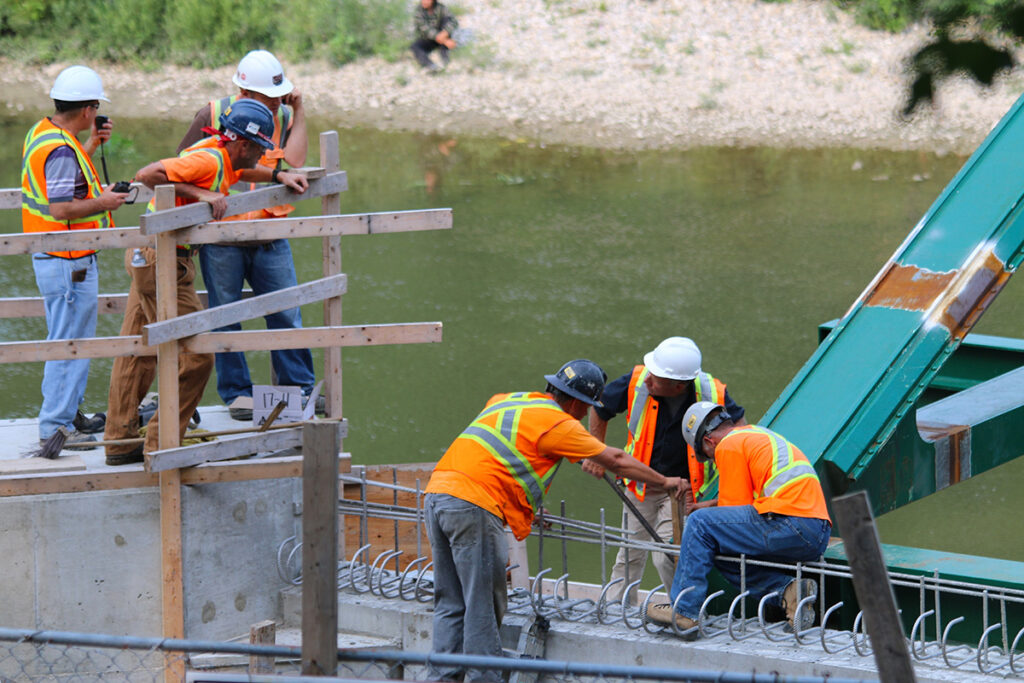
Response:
[302,421,341,675]
[153,184,186,683]
[249,619,277,674]
[319,131,343,425]
[832,491,917,683]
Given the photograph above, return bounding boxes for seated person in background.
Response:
[411,0,458,72]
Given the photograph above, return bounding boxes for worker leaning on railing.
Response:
[101,99,309,466]
[21,65,131,450]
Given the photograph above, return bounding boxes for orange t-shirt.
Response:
[427,393,606,540]
[716,426,831,522]
[159,147,241,206]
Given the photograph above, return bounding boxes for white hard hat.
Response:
[50,65,109,102]
[232,50,293,98]
[643,336,702,381]
[682,401,728,462]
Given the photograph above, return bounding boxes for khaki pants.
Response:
[608,488,682,605]
[104,248,214,456]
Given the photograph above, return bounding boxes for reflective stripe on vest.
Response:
[457,392,565,510]
[21,119,110,258]
[624,367,650,457]
[729,426,819,500]
[691,371,719,493]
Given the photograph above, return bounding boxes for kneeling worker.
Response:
[424,359,688,682]
[647,401,831,636]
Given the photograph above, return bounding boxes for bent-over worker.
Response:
[423,359,687,682]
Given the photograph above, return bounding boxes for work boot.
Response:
[38,430,97,451]
[645,603,699,639]
[106,444,144,467]
[782,578,818,632]
[73,410,106,434]
[228,396,253,422]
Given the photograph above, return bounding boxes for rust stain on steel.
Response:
[864,263,956,311]
[934,250,1011,340]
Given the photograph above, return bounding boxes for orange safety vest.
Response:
[145,138,231,216]
[21,118,112,258]
[425,392,578,540]
[210,95,294,221]
[717,425,831,522]
[623,365,725,500]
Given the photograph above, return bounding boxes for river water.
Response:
[1,113,1021,577]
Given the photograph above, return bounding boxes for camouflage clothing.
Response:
[413,1,458,41]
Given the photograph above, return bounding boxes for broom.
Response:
[27,426,71,459]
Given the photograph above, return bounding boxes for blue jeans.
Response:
[425,493,507,683]
[32,253,98,439]
[197,240,315,404]
[669,505,830,620]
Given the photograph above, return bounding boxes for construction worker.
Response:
[424,360,688,682]
[646,401,831,636]
[581,336,745,603]
[102,100,308,465]
[176,49,315,422]
[22,65,130,450]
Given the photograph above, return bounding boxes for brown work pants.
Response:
[104,247,213,457]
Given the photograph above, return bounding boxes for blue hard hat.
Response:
[544,359,607,408]
[219,99,275,150]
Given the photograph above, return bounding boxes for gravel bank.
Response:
[2,0,1021,153]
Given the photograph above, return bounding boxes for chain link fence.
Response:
[0,627,872,683]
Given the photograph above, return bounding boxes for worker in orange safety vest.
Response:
[581,336,746,604]
[646,401,831,637]
[424,359,688,682]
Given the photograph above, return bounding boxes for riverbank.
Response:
[2,0,1021,154]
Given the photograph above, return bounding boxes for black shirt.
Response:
[594,369,745,479]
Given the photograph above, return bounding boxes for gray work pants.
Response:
[425,493,508,682]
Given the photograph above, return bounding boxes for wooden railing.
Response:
[0,130,451,674]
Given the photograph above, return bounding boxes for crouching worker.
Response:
[646,402,831,637]
[423,359,688,682]
[103,99,308,466]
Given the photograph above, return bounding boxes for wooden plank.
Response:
[144,274,348,345]
[0,227,150,256]
[0,208,450,257]
[249,620,276,674]
[0,455,86,476]
[302,422,341,676]
[0,290,243,319]
[140,171,348,235]
[0,184,153,211]
[321,132,343,422]
[0,322,442,363]
[148,421,349,472]
[832,491,917,683]
[0,453,352,497]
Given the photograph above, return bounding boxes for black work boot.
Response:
[73,410,106,434]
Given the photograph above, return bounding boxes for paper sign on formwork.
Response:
[252,380,323,427]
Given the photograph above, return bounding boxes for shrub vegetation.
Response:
[0,0,410,67]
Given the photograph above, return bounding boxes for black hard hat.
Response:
[544,359,607,407]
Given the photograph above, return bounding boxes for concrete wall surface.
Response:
[288,587,1011,683]
[0,479,301,640]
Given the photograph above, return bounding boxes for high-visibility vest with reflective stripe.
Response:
[427,391,579,540]
[458,393,566,511]
[717,425,831,522]
[622,365,724,500]
[21,118,112,258]
[144,137,230,216]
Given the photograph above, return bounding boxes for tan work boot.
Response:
[645,603,699,639]
[782,578,818,631]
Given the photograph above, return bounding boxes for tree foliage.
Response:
[838,0,1024,114]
